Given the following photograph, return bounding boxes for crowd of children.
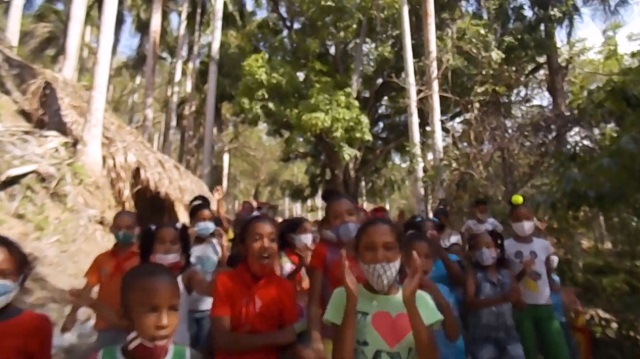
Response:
[0,191,586,359]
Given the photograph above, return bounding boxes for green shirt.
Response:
[323,285,443,359]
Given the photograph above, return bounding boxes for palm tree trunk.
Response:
[421,0,444,203]
[200,0,224,184]
[5,0,26,49]
[128,74,142,125]
[78,0,119,176]
[181,0,203,166]
[61,0,89,81]
[162,0,189,156]
[400,0,426,214]
[141,0,164,142]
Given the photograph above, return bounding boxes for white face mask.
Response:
[474,248,498,266]
[151,253,182,265]
[359,258,401,293]
[511,220,535,237]
[292,233,314,249]
[335,222,360,243]
[0,278,20,309]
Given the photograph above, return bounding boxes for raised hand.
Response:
[402,250,423,303]
[522,257,535,273]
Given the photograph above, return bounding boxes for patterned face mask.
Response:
[359,258,401,293]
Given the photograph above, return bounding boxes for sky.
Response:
[115,1,639,58]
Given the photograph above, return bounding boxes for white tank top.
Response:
[174,274,190,346]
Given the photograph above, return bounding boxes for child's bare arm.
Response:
[62,282,97,332]
[185,267,229,297]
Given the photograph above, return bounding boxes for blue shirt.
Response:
[431,253,463,307]
[550,273,565,322]
[433,283,466,358]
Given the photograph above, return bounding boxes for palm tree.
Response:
[140,0,164,142]
[399,0,426,214]
[5,0,26,48]
[162,0,189,156]
[61,0,89,80]
[200,0,225,184]
[78,0,119,175]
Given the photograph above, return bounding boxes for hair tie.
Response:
[510,194,524,206]
[175,222,184,229]
[149,224,156,230]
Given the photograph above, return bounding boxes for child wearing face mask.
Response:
[188,202,229,352]
[465,231,524,359]
[401,230,465,359]
[88,264,202,359]
[323,217,443,358]
[307,190,365,357]
[503,195,570,359]
[210,215,301,359]
[62,210,140,350]
[462,199,504,240]
[277,217,314,290]
[137,224,218,347]
[0,235,53,359]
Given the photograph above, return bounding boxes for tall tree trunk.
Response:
[221,145,230,192]
[400,0,426,214]
[200,0,225,184]
[181,0,203,166]
[78,0,118,175]
[128,74,142,125]
[141,0,164,141]
[61,0,89,81]
[79,24,92,79]
[351,16,367,96]
[421,0,444,204]
[543,19,569,116]
[162,0,189,156]
[5,0,25,49]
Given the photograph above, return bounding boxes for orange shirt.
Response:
[211,263,298,359]
[0,309,52,359]
[85,245,139,330]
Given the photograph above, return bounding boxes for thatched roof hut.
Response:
[0,47,212,225]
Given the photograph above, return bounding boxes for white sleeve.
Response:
[489,218,504,232]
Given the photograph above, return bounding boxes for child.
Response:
[504,195,570,359]
[548,255,579,359]
[188,202,228,352]
[462,198,503,237]
[0,235,53,358]
[89,263,202,359]
[323,217,442,358]
[210,215,300,359]
[307,190,365,356]
[432,207,464,257]
[402,230,466,359]
[465,231,524,359]
[277,217,314,290]
[138,223,217,347]
[62,210,140,349]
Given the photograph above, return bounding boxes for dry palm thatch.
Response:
[0,46,211,223]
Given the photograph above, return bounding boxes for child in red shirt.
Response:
[0,235,53,359]
[306,190,365,357]
[210,215,299,359]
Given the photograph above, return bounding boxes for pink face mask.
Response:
[126,331,172,359]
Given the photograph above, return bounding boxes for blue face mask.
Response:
[332,222,360,243]
[194,221,216,238]
[0,277,21,308]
